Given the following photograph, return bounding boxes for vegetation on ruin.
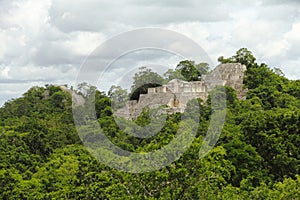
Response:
[1,48,300,199]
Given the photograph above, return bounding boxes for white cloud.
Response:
[1,0,52,35]
[0,66,10,79]
[282,59,300,80]
[284,22,300,58]
[0,28,27,60]
[233,19,276,45]
[1,0,300,106]
[285,22,300,41]
[257,39,289,59]
[62,31,106,56]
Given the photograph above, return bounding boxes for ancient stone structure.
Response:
[115,63,247,119]
[60,85,85,106]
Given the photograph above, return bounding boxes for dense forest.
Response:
[1,48,300,199]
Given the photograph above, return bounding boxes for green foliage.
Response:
[108,85,129,109]
[175,60,209,81]
[218,48,256,69]
[240,108,300,181]
[163,68,185,81]
[1,50,300,199]
[130,67,165,100]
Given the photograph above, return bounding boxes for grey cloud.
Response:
[1,0,300,106]
[32,42,82,66]
[0,0,14,17]
[0,79,54,84]
[49,0,234,33]
[256,4,300,21]
[261,0,300,6]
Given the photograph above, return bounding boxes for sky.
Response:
[1,0,300,106]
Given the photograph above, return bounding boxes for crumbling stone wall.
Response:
[115,63,247,119]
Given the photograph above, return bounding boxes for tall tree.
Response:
[130,67,165,100]
[108,85,128,109]
[175,60,209,81]
[218,48,257,69]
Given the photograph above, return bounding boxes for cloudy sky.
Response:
[1,0,300,106]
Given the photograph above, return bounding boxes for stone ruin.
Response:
[115,63,247,119]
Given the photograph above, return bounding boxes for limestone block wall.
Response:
[214,63,247,99]
[135,92,174,115]
[115,62,247,119]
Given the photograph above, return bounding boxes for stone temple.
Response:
[115,63,247,119]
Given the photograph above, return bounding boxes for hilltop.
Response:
[116,63,247,119]
[1,48,300,199]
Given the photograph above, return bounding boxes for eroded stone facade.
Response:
[115,63,247,119]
